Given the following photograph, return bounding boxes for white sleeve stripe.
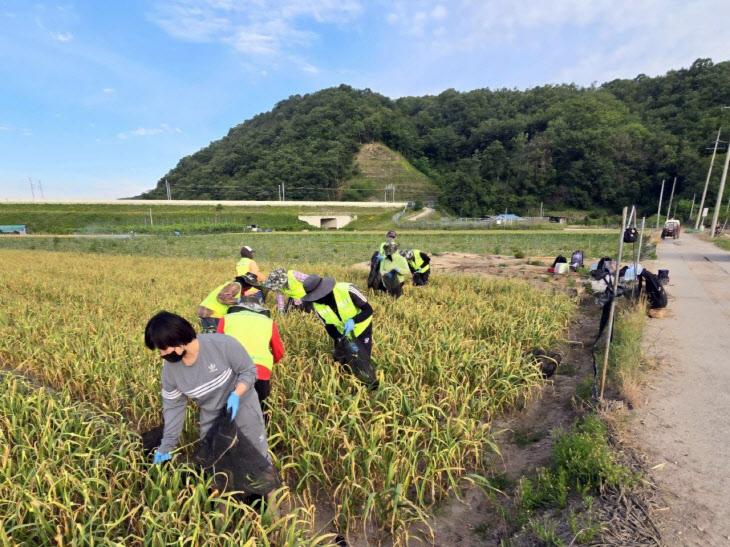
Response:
[187,369,233,398]
[162,389,183,400]
[348,285,367,302]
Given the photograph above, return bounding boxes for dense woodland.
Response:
[140,59,730,216]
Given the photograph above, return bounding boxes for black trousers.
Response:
[254,379,271,427]
[199,317,220,333]
[413,270,430,286]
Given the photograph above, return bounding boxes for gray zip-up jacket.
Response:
[158,333,266,457]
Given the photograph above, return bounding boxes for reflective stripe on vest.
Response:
[200,283,241,318]
[312,283,371,337]
[411,249,430,273]
[281,270,307,300]
[222,311,274,371]
[236,258,252,276]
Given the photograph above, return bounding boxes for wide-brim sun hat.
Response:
[384,242,399,255]
[235,272,264,289]
[264,268,288,290]
[301,275,336,301]
[386,230,396,238]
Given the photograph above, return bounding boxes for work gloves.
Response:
[343,319,355,335]
[153,451,172,465]
[377,253,384,261]
[226,391,240,420]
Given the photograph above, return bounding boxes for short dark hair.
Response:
[144,311,197,350]
[240,247,254,259]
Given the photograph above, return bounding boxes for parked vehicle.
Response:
[661,219,681,239]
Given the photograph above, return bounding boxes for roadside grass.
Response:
[605,303,650,407]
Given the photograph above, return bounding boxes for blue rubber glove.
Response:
[226,391,240,420]
[343,318,355,335]
[384,272,392,278]
[377,253,384,261]
[394,267,400,273]
[153,451,172,465]
[414,267,422,273]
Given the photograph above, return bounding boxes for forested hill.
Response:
[140,59,730,216]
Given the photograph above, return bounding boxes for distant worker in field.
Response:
[368,230,396,291]
[403,249,431,286]
[379,230,397,257]
[379,242,409,298]
[237,246,266,300]
[217,304,284,425]
[197,273,261,332]
[262,268,311,314]
[301,275,377,387]
[144,311,269,468]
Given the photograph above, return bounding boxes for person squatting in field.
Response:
[403,249,431,286]
[301,275,374,373]
[217,304,285,426]
[379,242,409,298]
[263,268,311,314]
[144,311,269,466]
[197,272,260,332]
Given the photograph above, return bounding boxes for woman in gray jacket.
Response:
[143,311,268,464]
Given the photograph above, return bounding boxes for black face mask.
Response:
[162,349,187,363]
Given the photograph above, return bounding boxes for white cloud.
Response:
[148,0,362,68]
[0,125,9,131]
[103,88,115,94]
[51,31,73,42]
[382,0,730,86]
[21,129,34,137]
[117,124,181,139]
[301,63,319,74]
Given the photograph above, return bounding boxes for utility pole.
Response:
[28,177,35,200]
[38,179,45,199]
[282,182,285,201]
[666,177,676,220]
[149,208,153,226]
[690,193,696,221]
[165,180,171,200]
[696,128,722,229]
[656,179,665,229]
[540,201,544,218]
[599,206,628,400]
[710,138,730,237]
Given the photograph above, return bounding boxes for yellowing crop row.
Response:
[0,250,575,545]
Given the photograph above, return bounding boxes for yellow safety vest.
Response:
[312,283,371,337]
[380,253,409,284]
[221,311,274,371]
[281,270,306,300]
[236,257,252,276]
[410,249,430,273]
[199,283,241,318]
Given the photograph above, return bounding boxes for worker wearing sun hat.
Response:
[403,249,431,286]
[301,275,374,365]
[263,268,311,314]
[379,242,409,298]
[197,273,263,332]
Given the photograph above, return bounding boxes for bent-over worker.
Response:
[144,311,268,466]
[404,249,431,286]
[217,305,284,424]
[379,242,409,298]
[263,268,311,314]
[197,273,259,332]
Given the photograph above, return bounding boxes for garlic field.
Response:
[0,250,574,545]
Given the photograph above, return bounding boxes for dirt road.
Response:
[635,234,730,545]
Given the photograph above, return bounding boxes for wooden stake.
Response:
[599,206,628,400]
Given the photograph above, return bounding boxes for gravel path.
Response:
[635,233,730,546]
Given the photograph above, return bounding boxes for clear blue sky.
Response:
[1,0,728,199]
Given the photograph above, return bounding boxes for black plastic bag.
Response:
[333,336,378,388]
[623,227,638,243]
[141,410,281,497]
